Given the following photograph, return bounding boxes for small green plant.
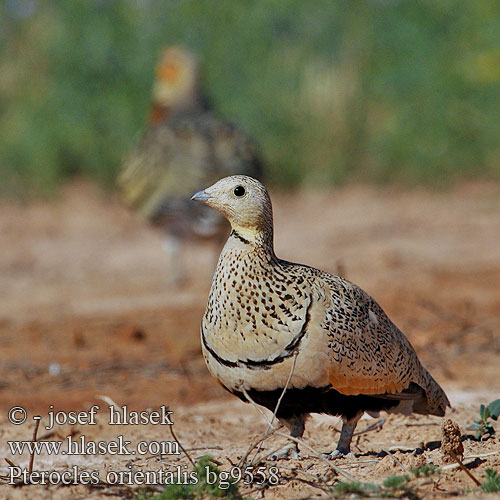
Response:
[382,475,410,489]
[134,456,243,500]
[333,475,417,498]
[381,474,420,499]
[467,399,500,439]
[410,464,440,477]
[481,468,500,493]
[333,480,378,497]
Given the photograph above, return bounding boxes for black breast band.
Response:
[201,300,312,370]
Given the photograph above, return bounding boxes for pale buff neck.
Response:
[225,221,276,262]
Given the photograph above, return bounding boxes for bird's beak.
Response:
[191,189,211,203]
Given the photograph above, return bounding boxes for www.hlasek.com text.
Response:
[8,434,179,457]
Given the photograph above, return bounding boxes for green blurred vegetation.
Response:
[1,0,500,196]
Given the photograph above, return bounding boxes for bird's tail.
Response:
[417,368,450,416]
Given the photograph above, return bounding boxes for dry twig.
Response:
[0,459,19,483]
[278,464,333,493]
[382,448,410,473]
[237,424,281,468]
[270,352,298,428]
[0,417,42,484]
[97,395,120,408]
[4,458,18,469]
[169,422,195,467]
[249,352,299,464]
[240,386,273,426]
[354,417,385,436]
[274,431,356,482]
[238,352,298,467]
[29,417,41,474]
[448,449,481,487]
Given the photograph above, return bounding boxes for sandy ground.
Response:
[0,180,499,498]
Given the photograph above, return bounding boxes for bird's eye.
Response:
[233,186,246,197]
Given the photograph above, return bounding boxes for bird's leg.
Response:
[326,413,362,459]
[270,414,306,460]
[162,234,184,285]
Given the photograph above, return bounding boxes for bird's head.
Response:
[192,176,273,245]
[152,46,201,115]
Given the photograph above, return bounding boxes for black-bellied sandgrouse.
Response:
[118,47,263,282]
[192,175,450,459]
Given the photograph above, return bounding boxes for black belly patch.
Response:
[231,385,401,420]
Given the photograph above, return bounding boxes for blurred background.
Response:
[2,0,500,197]
[0,0,499,414]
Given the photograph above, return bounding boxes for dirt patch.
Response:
[0,180,499,498]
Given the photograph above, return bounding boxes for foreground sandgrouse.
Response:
[192,176,450,459]
[118,47,263,281]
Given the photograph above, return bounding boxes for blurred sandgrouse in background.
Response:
[193,176,450,459]
[118,47,264,282]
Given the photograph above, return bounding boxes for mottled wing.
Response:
[320,275,449,414]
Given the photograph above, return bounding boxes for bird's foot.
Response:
[269,443,299,460]
[324,449,354,460]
